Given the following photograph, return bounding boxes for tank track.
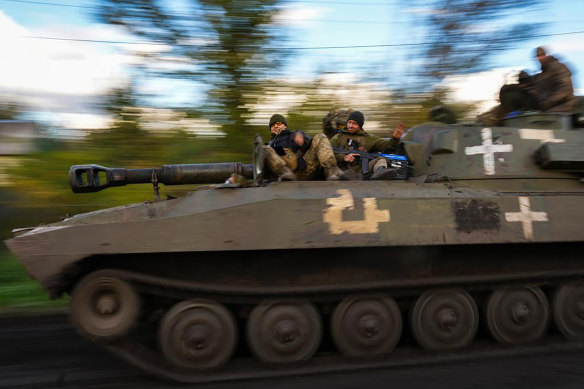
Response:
[103,335,584,383]
[72,268,584,383]
[82,268,584,299]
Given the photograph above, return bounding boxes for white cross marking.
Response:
[465,128,513,175]
[505,197,548,240]
[519,129,565,144]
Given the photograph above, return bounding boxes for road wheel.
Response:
[70,271,140,342]
[247,300,321,363]
[411,289,478,350]
[487,286,549,345]
[331,295,402,357]
[553,281,584,340]
[159,300,237,370]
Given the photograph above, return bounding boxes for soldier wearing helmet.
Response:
[322,109,354,139]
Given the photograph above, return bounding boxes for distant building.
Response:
[0,121,40,186]
[0,120,39,155]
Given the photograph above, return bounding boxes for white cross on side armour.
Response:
[505,197,548,240]
[465,128,513,175]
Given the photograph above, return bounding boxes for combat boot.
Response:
[370,167,397,180]
[279,167,297,181]
[325,166,348,181]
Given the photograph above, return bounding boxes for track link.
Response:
[103,337,584,383]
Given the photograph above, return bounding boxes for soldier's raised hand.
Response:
[393,122,406,139]
[294,131,304,146]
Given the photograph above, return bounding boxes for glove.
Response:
[273,146,286,156]
[518,70,532,85]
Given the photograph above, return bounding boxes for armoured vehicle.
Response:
[5,109,584,383]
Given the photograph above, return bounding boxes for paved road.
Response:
[1,313,584,389]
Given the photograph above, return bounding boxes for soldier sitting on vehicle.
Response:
[478,46,580,126]
[477,74,540,126]
[532,46,580,114]
[263,114,347,181]
[330,111,405,180]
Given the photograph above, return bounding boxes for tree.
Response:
[95,0,285,146]
[105,84,142,132]
[405,0,545,85]
[89,83,151,165]
[0,97,25,120]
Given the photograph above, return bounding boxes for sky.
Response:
[1,0,583,132]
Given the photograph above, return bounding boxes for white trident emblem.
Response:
[323,189,390,234]
[465,128,513,175]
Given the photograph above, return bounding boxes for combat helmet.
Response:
[322,109,354,139]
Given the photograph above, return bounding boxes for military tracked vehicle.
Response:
[5,109,584,383]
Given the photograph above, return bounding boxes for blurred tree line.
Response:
[92,0,542,139]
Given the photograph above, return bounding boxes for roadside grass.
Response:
[0,250,68,312]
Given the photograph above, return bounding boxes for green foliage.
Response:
[0,251,67,311]
[104,83,142,131]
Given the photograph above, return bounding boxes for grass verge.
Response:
[0,250,68,313]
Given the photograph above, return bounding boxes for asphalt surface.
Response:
[1,313,584,389]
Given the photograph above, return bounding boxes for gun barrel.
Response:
[69,163,254,193]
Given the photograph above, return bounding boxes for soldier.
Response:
[330,111,404,180]
[478,46,580,126]
[477,74,540,126]
[322,109,353,139]
[532,46,580,113]
[429,105,457,125]
[264,114,346,181]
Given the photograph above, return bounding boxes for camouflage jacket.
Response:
[532,56,580,113]
[330,128,400,169]
[268,128,311,171]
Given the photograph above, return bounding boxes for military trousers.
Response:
[264,134,342,180]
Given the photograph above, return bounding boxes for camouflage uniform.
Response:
[264,129,344,180]
[330,128,400,176]
[263,146,293,179]
[297,134,340,180]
